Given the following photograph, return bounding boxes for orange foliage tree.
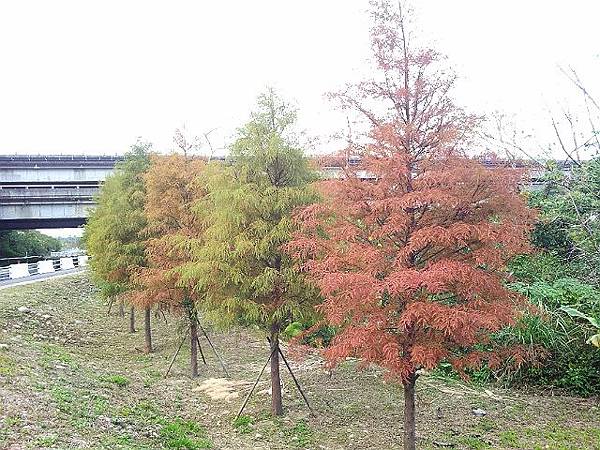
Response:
[288,2,536,449]
[290,153,535,447]
[128,153,208,376]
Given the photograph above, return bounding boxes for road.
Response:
[0,267,86,290]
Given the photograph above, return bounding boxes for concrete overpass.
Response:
[0,155,122,230]
[0,153,571,231]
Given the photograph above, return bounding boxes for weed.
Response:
[41,343,73,364]
[143,369,161,388]
[499,430,519,446]
[457,435,491,449]
[159,418,212,449]
[100,374,130,387]
[70,416,90,429]
[34,434,58,446]
[477,418,497,432]
[281,420,312,448]
[51,386,104,429]
[293,420,312,447]
[499,425,600,449]
[119,400,162,423]
[100,433,154,449]
[92,395,109,416]
[0,353,15,376]
[5,416,22,427]
[51,386,75,414]
[232,415,253,434]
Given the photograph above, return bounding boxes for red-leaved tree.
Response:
[288,2,536,449]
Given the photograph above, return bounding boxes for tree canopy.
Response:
[288,2,535,448]
[188,91,320,330]
[129,152,208,370]
[183,90,320,414]
[84,141,151,299]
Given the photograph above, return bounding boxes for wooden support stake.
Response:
[195,335,207,365]
[268,337,315,416]
[235,346,277,420]
[160,309,168,325]
[279,347,314,415]
[106,296,114,316]
[165,327,189,378]
[196,318,230,377]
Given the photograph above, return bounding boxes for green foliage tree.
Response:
[56,235,82,250]
[0,230,61,260]
[83,141,151,342]
[530,158,600,282]
[185,90,320,415]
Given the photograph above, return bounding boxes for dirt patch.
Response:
[194,378,251,401]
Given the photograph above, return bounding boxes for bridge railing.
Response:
[0,255,90,283]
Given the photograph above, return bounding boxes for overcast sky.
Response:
[0,0,598,159]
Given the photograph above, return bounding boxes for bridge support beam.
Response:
[0,218,86,230]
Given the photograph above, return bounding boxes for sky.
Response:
[1,0,598,238]
[0,0,598,159]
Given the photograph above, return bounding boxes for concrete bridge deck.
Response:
[0,155,122,229]
[0,153,572,231]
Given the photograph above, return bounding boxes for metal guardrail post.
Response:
[27,263,38,276]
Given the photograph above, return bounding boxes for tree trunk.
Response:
[403,373,417,450]
[190,317,199,378]
[119,299,125,317]
[270,323,283,416]
[144,306,153,353]
[129,306,136,333]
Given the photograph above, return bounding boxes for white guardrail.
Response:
[0,255,89,282]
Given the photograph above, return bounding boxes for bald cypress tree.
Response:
[186,90,320,415]
[84,141,151,344]
[130,153,208,376]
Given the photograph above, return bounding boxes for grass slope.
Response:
[0,273,598,449]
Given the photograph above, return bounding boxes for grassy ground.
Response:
[0,273,599,450]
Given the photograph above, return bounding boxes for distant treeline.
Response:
[0,230,62,260]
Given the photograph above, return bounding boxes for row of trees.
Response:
[85,91,322,417]
[81,2,600,449]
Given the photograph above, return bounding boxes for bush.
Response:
[282,320,337,348]
[100,374,130,387]
[487,254,600,396]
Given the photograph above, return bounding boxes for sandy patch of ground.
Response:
[194,377,251,401]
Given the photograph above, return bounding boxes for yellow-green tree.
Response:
[186,90,320,415]
[84,141,152,349]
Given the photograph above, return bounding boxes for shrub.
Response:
[282,320,337,348]
[486,254,600,395]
